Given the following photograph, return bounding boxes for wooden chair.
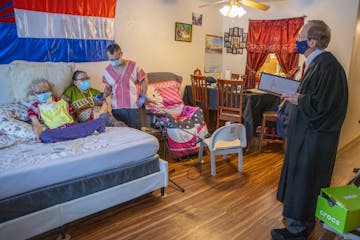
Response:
[216,79,245,128]
[190,74,209,124]
[231,73,240,80]
[258,111,285,152]
[198,123,247,176]
[231,73,248,87]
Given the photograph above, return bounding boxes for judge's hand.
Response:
[282,93,299,105]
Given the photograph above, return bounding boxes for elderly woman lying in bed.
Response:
[27,79,106,143]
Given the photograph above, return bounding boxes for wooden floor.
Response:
[35,140,359,240]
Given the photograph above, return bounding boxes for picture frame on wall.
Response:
[175,22,192,42]
[229,28,234,36]
[233,37,240,49]
[242,33,248,42]
[233,27,239,37]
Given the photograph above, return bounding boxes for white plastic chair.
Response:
[198,123,247,176]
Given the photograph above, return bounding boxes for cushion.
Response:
[0,116,36,140]
[146,80,184,116]
[0,134,17,149]
[0,64,11,105]
[9,61,74,101]
[0,103,30,121]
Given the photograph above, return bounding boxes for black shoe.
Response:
[271,228,307,240]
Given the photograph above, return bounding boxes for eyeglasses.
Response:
[36,90,51,94]
[75,77,90,81]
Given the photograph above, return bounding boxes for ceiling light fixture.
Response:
[219,4,246,18]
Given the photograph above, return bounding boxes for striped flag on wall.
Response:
[0,0,116,63]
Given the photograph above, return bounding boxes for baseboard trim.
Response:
[337,135,360,157]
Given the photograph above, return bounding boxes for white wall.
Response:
[76,0,223,93]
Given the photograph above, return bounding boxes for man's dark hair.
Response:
[106,43,122,54]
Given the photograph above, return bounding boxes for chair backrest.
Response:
[209,123,247,150]
[216,79,245,128]
[190,74,208,109]
[231,73,248,86]
[147,72,183,84]
[231,73,240,80]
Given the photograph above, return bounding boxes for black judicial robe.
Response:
[276,51,348,221]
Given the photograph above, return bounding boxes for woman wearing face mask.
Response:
[28,79,106,142]
[63,70,126,127]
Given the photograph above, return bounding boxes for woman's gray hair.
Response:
[307,20,331,49]
[27,79,54,96]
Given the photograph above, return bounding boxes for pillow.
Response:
[0,64,12,105]
[0,103,30,121]
[146,80,183,109]
[0,134,17,149]
[0,116,36,140]
[9,61,74,101]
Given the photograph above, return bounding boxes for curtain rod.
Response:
[249,16,307,21]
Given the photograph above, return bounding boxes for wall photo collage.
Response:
[224,27,247,55]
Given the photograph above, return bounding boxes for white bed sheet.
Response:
[0,127,159,200]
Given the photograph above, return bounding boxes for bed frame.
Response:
[0,160,168,240]
[0,62,169,240]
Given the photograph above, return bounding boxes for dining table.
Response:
[182,85,281,138]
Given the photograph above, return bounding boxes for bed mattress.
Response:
[0,127,159,200]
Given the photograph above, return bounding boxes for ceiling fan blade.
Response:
[199,0,228,8]
[240,0,270,11]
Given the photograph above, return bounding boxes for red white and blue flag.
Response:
[0,0,116,63]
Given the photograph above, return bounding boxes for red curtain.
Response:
[245,17,304,87]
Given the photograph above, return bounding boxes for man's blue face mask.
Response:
[37,91,52,103]
[110,59,121,67]
[79,80,90,91]
[296,40,309,55]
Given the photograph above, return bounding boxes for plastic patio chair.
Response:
[198,123,247,176]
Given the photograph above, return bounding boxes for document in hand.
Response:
[258,72,300,96]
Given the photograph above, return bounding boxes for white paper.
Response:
[258,72,300,96]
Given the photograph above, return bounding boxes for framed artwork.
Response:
[192,13,202,26]
[233,37,240,48]
[229,28,234,36]
[223,27,247,55]
[204,34,223,73]
[242,33,248,42]
[233,27,239,37]
[175,22,192,42]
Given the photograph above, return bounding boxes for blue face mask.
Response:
[110,59,121,67]
[296,40,309,54]
[79,80,90,91]
[37,91,52,103]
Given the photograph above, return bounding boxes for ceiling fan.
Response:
[200,0,270,17]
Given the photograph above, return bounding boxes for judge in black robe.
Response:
[271,20,348,240]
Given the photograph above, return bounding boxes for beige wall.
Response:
[75,0,223,94]
[222,0,359,148]
[340,3,360,148]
